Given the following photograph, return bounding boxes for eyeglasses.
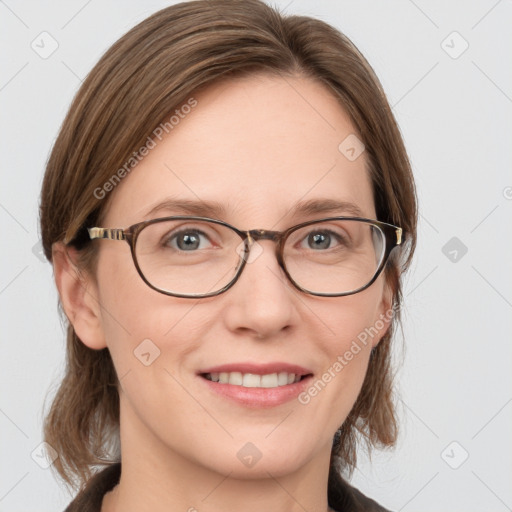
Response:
[88,216,403,298]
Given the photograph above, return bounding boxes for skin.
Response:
[53,73,392,512]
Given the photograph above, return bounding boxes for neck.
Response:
[102,395,335,512]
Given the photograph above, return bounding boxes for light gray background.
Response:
[1,1,511,510]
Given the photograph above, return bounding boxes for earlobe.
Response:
[52,242,107,350]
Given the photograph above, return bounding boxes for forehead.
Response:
[103,73,375,228]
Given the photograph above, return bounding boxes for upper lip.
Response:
[198,362,313,376]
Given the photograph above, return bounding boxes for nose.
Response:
[221,239,299,339]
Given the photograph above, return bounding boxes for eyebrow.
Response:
[143,197,366,220]
[292,198,365,218]
[144,198,227,219]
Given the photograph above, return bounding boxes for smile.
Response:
[202,371,307,388]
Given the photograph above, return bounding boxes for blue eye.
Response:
[307,232,331,250]
[166,229,212,251]
[301,230,348,251]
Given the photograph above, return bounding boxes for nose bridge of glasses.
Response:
[246,229,285,257]
[247,229,282,244]
[244,228,285,265]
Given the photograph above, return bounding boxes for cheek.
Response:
[94,247,207,371]
[94,256,214,433]
[300,285,386,423]
[316,282,385,359]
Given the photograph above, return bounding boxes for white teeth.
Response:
[260,373,278,388]
[278,372,289,386]
[228,372,243,385]
[243,373,262,388]
[204,371,304,388]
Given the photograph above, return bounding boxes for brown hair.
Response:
[40,0,417,494]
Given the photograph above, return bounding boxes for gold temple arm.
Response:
[88,227,126,241]
[396,227,402,245]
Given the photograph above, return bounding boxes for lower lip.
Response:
[199,375,314,408]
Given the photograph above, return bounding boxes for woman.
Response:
[40,1,417,510]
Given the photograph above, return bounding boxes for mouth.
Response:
[200,371,312,389]
[196,363,314,407]
[198,369,314,408]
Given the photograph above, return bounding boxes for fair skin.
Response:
[53,73,392,512]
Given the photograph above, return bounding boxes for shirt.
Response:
[63,462,392,512]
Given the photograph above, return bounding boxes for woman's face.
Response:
[84,73,391,478]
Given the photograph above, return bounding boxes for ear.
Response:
[52,242,107,350]
[371,279,395,349]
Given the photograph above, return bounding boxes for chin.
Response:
[212,437,315,479]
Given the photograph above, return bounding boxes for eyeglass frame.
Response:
[87,215,403,299]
